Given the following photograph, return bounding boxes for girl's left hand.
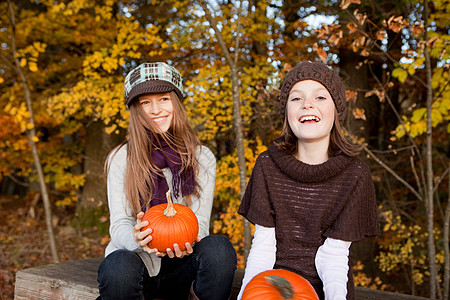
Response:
[156,236,201,258]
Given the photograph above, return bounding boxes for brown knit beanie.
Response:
[279,61,347,124]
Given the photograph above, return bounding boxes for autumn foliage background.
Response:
[1,0,449,299]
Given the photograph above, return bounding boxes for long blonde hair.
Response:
[106,91,201,216]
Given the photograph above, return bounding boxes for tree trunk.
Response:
[80,121,125,211]
[198,0,251,263]
[444,169,450,300]
[339,49,380,146]
[423,1,437,298]
[8,0,59,263]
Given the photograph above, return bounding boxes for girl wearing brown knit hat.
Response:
[238,61,380,300]
[97,62,236,300]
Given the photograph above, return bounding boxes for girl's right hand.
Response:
[133,211,158,254]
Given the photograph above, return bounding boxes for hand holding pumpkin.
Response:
[160,236,201,258]
[140,191,200,257]
[134,211,198,257]
[133,211,158,254]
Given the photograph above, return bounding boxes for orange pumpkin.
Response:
[242,269,319,300]
[141,191,199,252]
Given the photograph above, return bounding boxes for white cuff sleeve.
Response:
[237,225,276,300]
[315,238,351,300]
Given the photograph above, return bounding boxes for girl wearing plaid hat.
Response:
[237,62,380,300]
[97,62,237,300]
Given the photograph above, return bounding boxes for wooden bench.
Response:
[14,258,431,299]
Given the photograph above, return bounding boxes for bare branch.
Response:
[344,8,427,88]
[0,52,18,72]
[363,144,423,201]
[345,129,423,201]
[198,0,235,69]
[410,155,424,199]
[367,63,427,198]
[433,167,450,195]
[7,174,30,187]
[367,63,423,162]
[234,2,243,67]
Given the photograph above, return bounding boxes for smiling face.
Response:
[138,92,174,133]
[287,80,336,146]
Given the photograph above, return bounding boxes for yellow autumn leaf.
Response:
[407,64,416,75]
[431,109,443,126]
[353,108,367,120]
[392,67,408,83]
[411,108,426,123]
[20,58,27,67]
[33,42,47,53]
[0,77,4,84]
[29,62,38,72]
[395,122,408,139]
[32,136,39,142]
[410,120,426,137]
[26,122,34,130]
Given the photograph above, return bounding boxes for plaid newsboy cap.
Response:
[124,62,183,108]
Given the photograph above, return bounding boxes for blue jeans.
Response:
[97,235,237,300]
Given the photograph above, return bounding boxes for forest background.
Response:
[0,0,449,299]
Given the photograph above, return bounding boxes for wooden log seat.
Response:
[14,258,431,300]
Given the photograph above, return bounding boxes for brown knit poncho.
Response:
[238,142,380,300]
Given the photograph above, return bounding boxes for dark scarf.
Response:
[141,138,195,211]
[268,140,355,183]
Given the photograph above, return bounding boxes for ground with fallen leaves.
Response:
[0,193,108,300]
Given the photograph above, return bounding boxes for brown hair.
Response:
[276,107,362,157]
[106,91,201,216]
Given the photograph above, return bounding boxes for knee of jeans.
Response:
[197,235,237,266]
[98,249,143,283]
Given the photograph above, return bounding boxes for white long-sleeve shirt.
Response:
[237,225,276,300]
[104,144,216,276]
[238,225,351,300]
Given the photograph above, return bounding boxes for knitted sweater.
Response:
[238,142,380,299]
[104,144,216,276]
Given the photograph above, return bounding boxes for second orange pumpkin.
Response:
[242,269,319,300]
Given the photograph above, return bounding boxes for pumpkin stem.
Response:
[266,275,294,300]
[163,191,177,217]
